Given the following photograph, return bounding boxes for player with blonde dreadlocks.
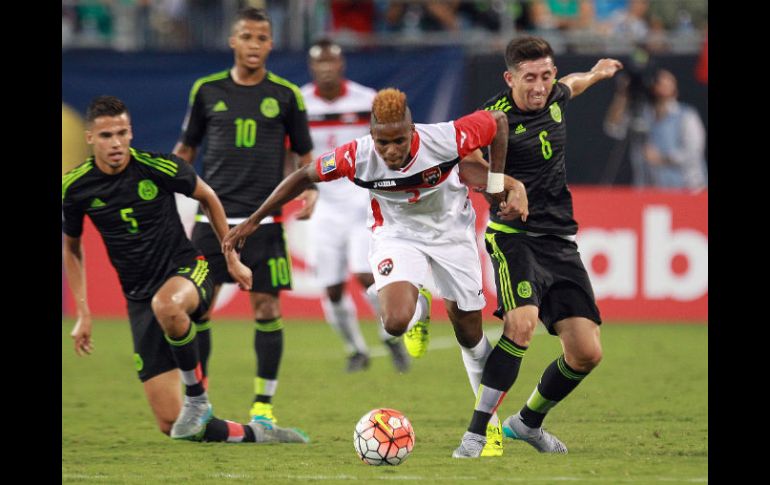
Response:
[223,88,528,456]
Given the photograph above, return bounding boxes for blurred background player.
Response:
[453,36,622,458]
[63,95,308,445]
[172,7,315,426]
[300,38,410,373]
[223,88,530,457]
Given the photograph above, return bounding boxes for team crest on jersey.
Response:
[422,166,441,186]
[549,103,562,123]
[260,97,280,118]
[378,258,394,276]
[320,152,337,174]
[138,179,158,200]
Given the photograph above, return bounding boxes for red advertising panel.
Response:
[63,188,707,321]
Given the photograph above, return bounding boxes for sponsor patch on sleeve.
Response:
[320,151,337,174]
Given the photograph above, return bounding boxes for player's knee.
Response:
[151,294,181,320]
[381,311,411,336]
[504,313,538,345]
[568,347,603,372]
[326,285,344,302]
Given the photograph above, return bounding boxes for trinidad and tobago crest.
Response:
[422,166,441,186]
[378,258,394,276]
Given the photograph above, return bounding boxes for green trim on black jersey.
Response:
[267,72,306,111]
[62,160,95,201]
[130,148,179,177]
[188,70,229,106]
[487,221,525,234]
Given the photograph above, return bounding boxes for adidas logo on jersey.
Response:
[90,198,106,208]
[514,124,526,134]
[213,100,228,112]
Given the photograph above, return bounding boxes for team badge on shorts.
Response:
[517,280,532,298]
[320,152,337,174]
[378,258,394,276]
[422,166,441,186]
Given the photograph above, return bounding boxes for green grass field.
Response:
[62,319,707,484]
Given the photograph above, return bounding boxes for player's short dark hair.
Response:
[235,6,271,27]
[308,38,342,60]
[504,36,555,70]
[86,95,128,123]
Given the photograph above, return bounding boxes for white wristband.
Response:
[486,172,504,193]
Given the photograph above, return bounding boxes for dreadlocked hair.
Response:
[372,88,407,124]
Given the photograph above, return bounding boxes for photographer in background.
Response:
[604,61,707,191]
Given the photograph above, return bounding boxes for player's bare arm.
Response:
[560,58,624,98]
[485,110,509,207]
[171,142,198,164]
[460,150,528,222]
[223,163,321,252]
[63,234,93,356]
[192,176,253,290]
[294,151,318,220]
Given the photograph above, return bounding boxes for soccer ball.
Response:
[353,408,415,466]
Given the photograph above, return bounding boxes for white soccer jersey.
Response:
[301,80,376,206]
[315,110,498,242]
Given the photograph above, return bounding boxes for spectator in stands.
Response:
[384,1,462,32]
[598,0,650,43]
[527,0,594,32]
[604,68,707,190]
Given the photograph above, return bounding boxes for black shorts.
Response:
[127,256,214,382]
[191,222,292,294]
[484,230,602,335]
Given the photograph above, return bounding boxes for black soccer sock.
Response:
[254,318,284,404]
[165,323,205,397]
[468,335,528,435]
[201,417,256,443]
[195,320,212,379]
[519,354,589,429]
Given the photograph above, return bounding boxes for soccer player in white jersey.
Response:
[300,39,410,373]
[224,88,529,456]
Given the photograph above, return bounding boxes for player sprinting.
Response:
[223,88,529,457]
[300,38,410,373]
[63,95,308,444]
[172,7,315,425]
[452,36,623,458]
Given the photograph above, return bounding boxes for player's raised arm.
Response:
[560,58,623,98]
[223,164,321,252]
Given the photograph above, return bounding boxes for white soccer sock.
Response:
[364,284,392,343]
[321,293,369,355]
[404,289,429,332]
[461,335,500,427]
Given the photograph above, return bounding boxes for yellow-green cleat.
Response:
[250,401,277,425]
[404,287,432,358]
[481,421,503,456]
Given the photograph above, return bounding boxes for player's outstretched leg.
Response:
[403,287,431,358]
[502,413,567,453]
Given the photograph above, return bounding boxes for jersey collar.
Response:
[399,130,421,172]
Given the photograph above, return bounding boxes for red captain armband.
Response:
[453,111,498,159]
[315,140,357,181]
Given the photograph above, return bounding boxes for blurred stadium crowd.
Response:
[62,0,706,54]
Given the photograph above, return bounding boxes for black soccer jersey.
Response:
[482,82,578,235]
[179,70,313,218]
[62,148,200,300]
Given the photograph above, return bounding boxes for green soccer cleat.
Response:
[250,401,277,425]
[404,287,431,358]
[480,421,504,456]
[502,413,568,453]
[170,396,213,441]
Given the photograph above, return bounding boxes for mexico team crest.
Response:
[320,152,337,174]
[378,258,394,276]
[138,179,158,200]
[549,103,562,123]
[422,166,441,186]
[260,97,280,118]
